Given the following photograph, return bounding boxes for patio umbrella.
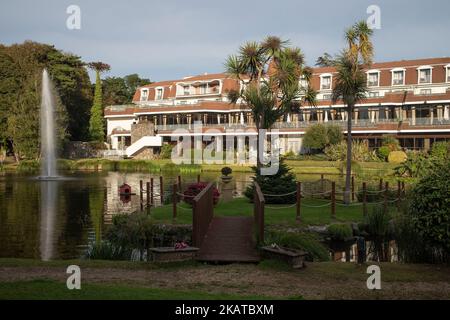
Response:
[240,112,244,125]
[324,110,328,122]
[286,113,291,123]
[444,106,449,120]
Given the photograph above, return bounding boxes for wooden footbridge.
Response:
[191,182,265,263]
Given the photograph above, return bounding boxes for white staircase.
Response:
[126,136,163,157]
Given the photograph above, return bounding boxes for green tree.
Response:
[225,37,316,170]
[409,159,450,255]
[244,157,297,204]
[331,21,374,204]
[303,123,343,151]
[103,77,129,106]
[88,62,110,142]
[124,74,151,101]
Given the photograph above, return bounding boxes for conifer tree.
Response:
[88,62,110,142]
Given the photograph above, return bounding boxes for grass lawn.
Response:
[151,197,393,226]
[0,279,277,300]
[0,259,448,300]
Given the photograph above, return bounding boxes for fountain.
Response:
[39,69,58,179]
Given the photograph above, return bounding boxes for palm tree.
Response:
[332,21,374,204]
[225,36,316,170]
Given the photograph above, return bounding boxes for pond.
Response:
[0,170,353,261]
[0,171,252,260]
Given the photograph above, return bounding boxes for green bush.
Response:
[377,146,390,161]
[409,159,450,254]
[430,141,450,160]
[303,124,343,152]
[84,241,129,260]
[388,151,407,164]
[160,144,174,159]
[394,151,433,178]
[264,230,330,261]
[17,159,40,172]
[327,224,353,241]
[244,158,297,204]
[381,135,400,151]
[325,140,371,162]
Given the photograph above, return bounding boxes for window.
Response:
[368,91,380,98]
[199,84,207,94]
[179,100,187,105]
[367,72,379,87]
[322,94,332,100]
[392,69,405,86]
[141,89,149,101]
[299,77,308,88]
[418,67,432,84]
[320,75,332,90]
[183,86,190,95]
[156,88,163,100]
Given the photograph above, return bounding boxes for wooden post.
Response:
[296,182,301,222]
[397,180,401,211]
[172,183,177,221]
[139,180,143,211]
[331,181,336,218]
[146,182,150,207]
[160,176,164,203]
[177,175,181,190]
[150,178,154,204]
[197,174,200,183]
[384,181,389,214]
[401,181,406,197]
[362,182,367,216]
[351,175,355,201]
[379,178,383,191]
[321,174,324,193]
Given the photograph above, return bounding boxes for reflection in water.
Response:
[39,181,58,261]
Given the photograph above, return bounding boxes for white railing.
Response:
[126,136,163,157]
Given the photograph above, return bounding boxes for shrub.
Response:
[160,143,174,159]
[327,224,353,241]
[183,182,220,206]
[264,230,330,261]
[221,166,232,176]
[377,146,390,161]
[244,157,297,204]
[84,241,128,260]
[303,124,343,152]
[381,135,400,151]
[359,205,393,261]
[325,140,371,162]
[388,151,407,164]
[394,151,433,178]
[409,159,450,254]
[430,141,450,160]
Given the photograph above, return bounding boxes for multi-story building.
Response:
[105,57,450,159]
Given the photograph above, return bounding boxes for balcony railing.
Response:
[151,117,450,132]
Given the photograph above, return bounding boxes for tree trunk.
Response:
[344,104,353,204]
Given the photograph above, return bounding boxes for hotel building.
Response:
[104,57,450,159]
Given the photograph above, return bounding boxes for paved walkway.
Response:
[196,216,260,263]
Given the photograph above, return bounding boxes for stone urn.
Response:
[220,167,233,184]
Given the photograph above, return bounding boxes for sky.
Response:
[1,0,449,82]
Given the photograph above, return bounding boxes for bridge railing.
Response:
[253,182,265,244]
[192,182,214,247]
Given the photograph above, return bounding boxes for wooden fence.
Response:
[192,182,215,247]
[253,182,265,244]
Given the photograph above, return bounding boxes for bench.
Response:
[148,247,199,263]
[261,246,308,269]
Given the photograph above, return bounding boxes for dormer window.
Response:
[141,89,149,101]
[299,77,308,88]
[391,68,405,86]
[183,85,190,95]
[156,88,163,100]
[320,74,332,90]
[367,70,380,87]
[418,66,432,84]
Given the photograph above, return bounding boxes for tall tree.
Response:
[88,62,110,142]
[332,21,374,204]
[225,36,316,170]
[124,74,151,101]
